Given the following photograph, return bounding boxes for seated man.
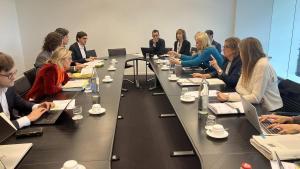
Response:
[205,30,221,54]
[149,29,166,55]
[69,31,96,63]
[0,52,53,129]
[260,114,300,134]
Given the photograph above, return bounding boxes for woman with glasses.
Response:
[0,52,53,129]
[193,37,242,91]
[26,47,72,101]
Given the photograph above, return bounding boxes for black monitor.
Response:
[141,47,154,58]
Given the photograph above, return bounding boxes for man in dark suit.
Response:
[205,30,222,54]
[0,52,53,129]
[149,30,166,55]
[69,31,96,63]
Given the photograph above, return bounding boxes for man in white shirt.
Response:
[69,31,96,63]
[0,52,53,129]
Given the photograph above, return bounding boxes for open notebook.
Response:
[62,79,88,91]
[177,78,225,86]
[0,143,32,169]
[208,102,245,115]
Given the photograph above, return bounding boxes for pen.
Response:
[275,151,285,169]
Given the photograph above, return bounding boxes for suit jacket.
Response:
[149,38,166,55]
[0,87,34,129]
[218,56,242,91]
[174,40,191,55]
[212,40,221,54]
[69,42,88,63]
[35,50,52,69]
[25,63,69,101]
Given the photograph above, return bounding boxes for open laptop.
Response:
[241,97,279,135]
[0,113,17,143]
[141,47,154,58]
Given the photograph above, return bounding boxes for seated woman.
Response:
[260,114,300,134]
[174,29,191,56]
[26,47,71,101]
[193,37,242,91]
[169,32,224,75]
[217,37,283,112]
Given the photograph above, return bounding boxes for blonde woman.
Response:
[26,47,71,101]
[217,37,283,112]
[169,32,223,74]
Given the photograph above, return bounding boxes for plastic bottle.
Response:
[198,78,209,119]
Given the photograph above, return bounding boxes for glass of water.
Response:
[181,87,189,96]
[205,115,216,129]
[72,105,83,121]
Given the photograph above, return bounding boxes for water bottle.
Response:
[91,68,100,93]
[198,78,209,119]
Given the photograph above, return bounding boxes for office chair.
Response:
[13,76,31,97]
[86,49,97,58]
[108,48,135,91]
[23,67,37,86]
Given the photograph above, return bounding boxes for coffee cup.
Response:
[153,55,158,59]
[111,59,117,63]
[109,65,115,69]
[170,74,176,79]
[182,94,193,100]
[92,104,102,112]
[104,75,111,80]
[61,160,79,169]
[210,124,225,135]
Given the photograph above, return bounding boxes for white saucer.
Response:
[180,96,195,102]
[102,78,113,83]
[72,115,83,120]
[108,67,117,71]
[168,77,179,81]
[161,67,170,70]
[61,164,86,169]
[206,130,229,139]
[89,108,106,115]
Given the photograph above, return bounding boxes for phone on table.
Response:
[15,127,43,138]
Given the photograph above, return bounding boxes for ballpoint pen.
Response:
[275,151,285,169]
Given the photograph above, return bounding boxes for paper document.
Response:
[270,160,298,169]
[208,102,244,115]
[51,99,75,110]
[0,113,17,130]
[184,90,219,98]
[83,60,104,67]
[206,78,225,85]
[62,80,88,89]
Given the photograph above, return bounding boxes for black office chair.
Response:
[86,49,97,58]
[108,48,135,91]
[191,47,197,54]
[13,76,31,97]
[23,67,37,86]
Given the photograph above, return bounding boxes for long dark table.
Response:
[148,58,271,169]
[4,56,127,169]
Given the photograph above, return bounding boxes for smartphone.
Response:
[15,127,43,138]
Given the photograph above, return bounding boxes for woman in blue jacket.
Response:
[169,32,224,75]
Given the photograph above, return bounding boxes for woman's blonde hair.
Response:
[194,32,211,51]
[239,37,266,85]
[224,37,240,57]
[49,47,72,68]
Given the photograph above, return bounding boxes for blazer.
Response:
[69,42,88,63]
[149,38,165,55]
[35,50,52,69]
[181,47,224,74]
[0,87,34,129]
[25,63,69,101]
[174,40,191,55]
[212,40,221,54]
[217,56,242,91]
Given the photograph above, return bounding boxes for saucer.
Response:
[180,96,195,102]
[206,129,229,139]
[61,164,86,169]
[108,67,117,71]
[161,66,170,70]
[89,108,106,115]
[168,77,179,81]
[102,78,113,83]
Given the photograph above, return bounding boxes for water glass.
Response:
[181,87,189,96]
[205,115,216,129]
[72,105,83,121]
[92,94,101,104]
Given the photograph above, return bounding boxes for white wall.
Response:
[0,0,24,76]
[234,0,274,52]
[15,0,236,74]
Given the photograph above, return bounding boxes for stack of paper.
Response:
[206,78,225,85]
[177,78,225,86]
[184,90,219,98]
[84,60,104,67]
[250,134,300,160]
[51,99,75,110]
[208,101,244,115]
[71,67,94,79]
[62,80,88,91]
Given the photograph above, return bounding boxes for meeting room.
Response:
[1,0,300,169]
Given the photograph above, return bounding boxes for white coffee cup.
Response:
[104,75,111,80]
[109,65,115,69]
[162,65,168,69]
[92,104,102,112]
[182,94,193,100]
[61,160,79,169]
[153,55,158,59]
[111,59,117,63]
[170,74,176,79]
[211,124,225,135]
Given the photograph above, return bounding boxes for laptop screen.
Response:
[0,113,17,143]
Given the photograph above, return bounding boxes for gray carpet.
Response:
[111,76,201,169]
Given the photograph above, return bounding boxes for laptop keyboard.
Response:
[260,120,280,134]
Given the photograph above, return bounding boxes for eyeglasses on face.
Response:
[0,70,17,80]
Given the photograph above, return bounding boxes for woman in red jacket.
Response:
[26,47,71,101]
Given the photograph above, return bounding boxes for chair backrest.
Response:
[108,48,126,57]
[278,79,300,112]
[23,68,36,86]
[13,76,31,97]
[86,50,97,57]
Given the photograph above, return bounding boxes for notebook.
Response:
[62,80,88,92]
[0,143,32,169]
[177,78,225,86]
[208,102,245,115]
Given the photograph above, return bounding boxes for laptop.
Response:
[33,92,78,125]
[0,113,17,143]
[141,47,154,58]
[241,97,279,135]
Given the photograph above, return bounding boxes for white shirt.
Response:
[225,62,232,75]
[177,41,182,53]
[0,87,39,129]
[78,42,87,59]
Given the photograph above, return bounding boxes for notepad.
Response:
[62,80,88,91]
[177,78,225,86]
[51,99,75,110]
[208,102,244,115]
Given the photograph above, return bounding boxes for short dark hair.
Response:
[55,28,69,36]
[152,29,159,34]
[42,32,63,52]
[76,31,87,42]
[205,30,214,36]
[0,52,14,72]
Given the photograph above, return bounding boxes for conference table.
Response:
[4,54,271,169]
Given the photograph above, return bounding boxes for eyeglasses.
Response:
[223,45,231,49]
[0,70,17,80]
